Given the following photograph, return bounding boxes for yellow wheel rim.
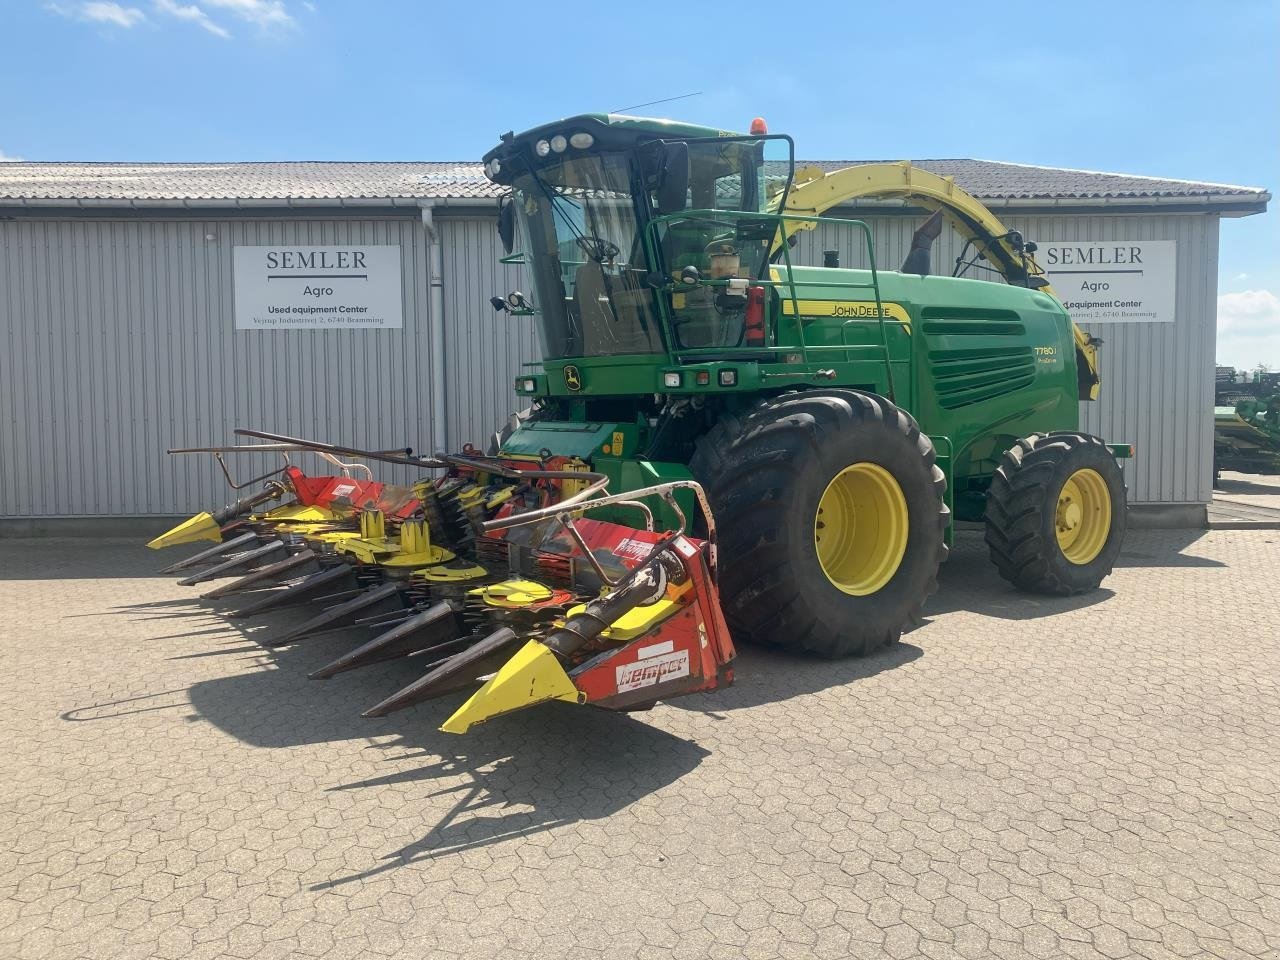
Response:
[814,463,909,596]
[1055,468,1112,565]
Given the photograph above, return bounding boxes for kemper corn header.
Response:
[149,113,1130,734]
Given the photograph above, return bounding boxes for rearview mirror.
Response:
[655,142,689,215]
[497,195,515,255]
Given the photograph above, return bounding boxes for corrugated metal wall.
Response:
[438,218,536,453]
[795,211,1220,505]
[0,209,1216,516]
[0,216,435,516]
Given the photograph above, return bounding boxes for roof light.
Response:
[521,378,537,393]
[550,134,568,153]
[750,117,768,135]
[484,158,501,179]
[718,369,738,387]
[569,132,594,149]
[695,371,710,386]
[663,372,682,388]
[534,139,551,157]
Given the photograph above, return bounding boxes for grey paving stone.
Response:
[1,529,1278,959]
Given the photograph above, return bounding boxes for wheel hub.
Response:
[1057,499,1083,533]
[1055,468,1112,565]
[814,462,908,596]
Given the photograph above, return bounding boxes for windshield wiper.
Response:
[526,164,592,253]
[525,163,628,330]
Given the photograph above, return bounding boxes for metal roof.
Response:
[0,159,1268,213]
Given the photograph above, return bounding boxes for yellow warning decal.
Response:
[780,300,912,334]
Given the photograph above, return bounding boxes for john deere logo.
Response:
[563,365,582,392]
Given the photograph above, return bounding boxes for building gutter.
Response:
[420,200,449,455]
[830,193,1270,218]
[0,196,497,210]
[0,191,1267,217]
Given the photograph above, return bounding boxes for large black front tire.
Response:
[984,432,1127,594]
[690,390,949,658]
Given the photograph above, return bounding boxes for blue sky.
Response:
[4,0,1277,368]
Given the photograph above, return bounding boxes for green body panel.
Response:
[496,419,640,461]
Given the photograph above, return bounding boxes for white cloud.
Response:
[47,2,146,27]
[1235,272,1250,281]
[204,0,293,27]
[153,0,231,37]
[151,0,296,36]
[1217,289,1280,369]
[0,149,22,162]
[53,0,296,37]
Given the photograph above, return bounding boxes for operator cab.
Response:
[481,114,795,363]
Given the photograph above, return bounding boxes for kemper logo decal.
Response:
[616,649,690,693]
[563,365,582,391]
[614,537,655,562]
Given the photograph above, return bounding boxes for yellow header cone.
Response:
[440,640,581,734]
[147,511,223,550]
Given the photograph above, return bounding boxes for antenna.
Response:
[611,91,703,114]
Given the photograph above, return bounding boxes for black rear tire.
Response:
[690,390,949,657]
[984,432,1127,595]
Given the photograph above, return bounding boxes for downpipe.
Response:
[420,201,448,453]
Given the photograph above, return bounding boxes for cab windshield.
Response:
[512,154,663,360]
[651,139,778,350]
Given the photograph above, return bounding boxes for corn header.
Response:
[149,429,734,732]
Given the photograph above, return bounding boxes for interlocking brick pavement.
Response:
[1,528,1278,960]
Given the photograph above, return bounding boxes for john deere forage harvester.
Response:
[149,113,1130,733]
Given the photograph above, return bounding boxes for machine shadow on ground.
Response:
[140,603,710,885]
[1215,475,1280,497]
[1113,529,1228,568]
[115,585,923,884]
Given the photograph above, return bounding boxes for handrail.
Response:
[482,478,717,584]
[645,208,892,395]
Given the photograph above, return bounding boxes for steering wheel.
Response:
[576,236,621,263]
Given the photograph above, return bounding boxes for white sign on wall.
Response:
[233,245,403,330]
[1036,240,1176,323]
